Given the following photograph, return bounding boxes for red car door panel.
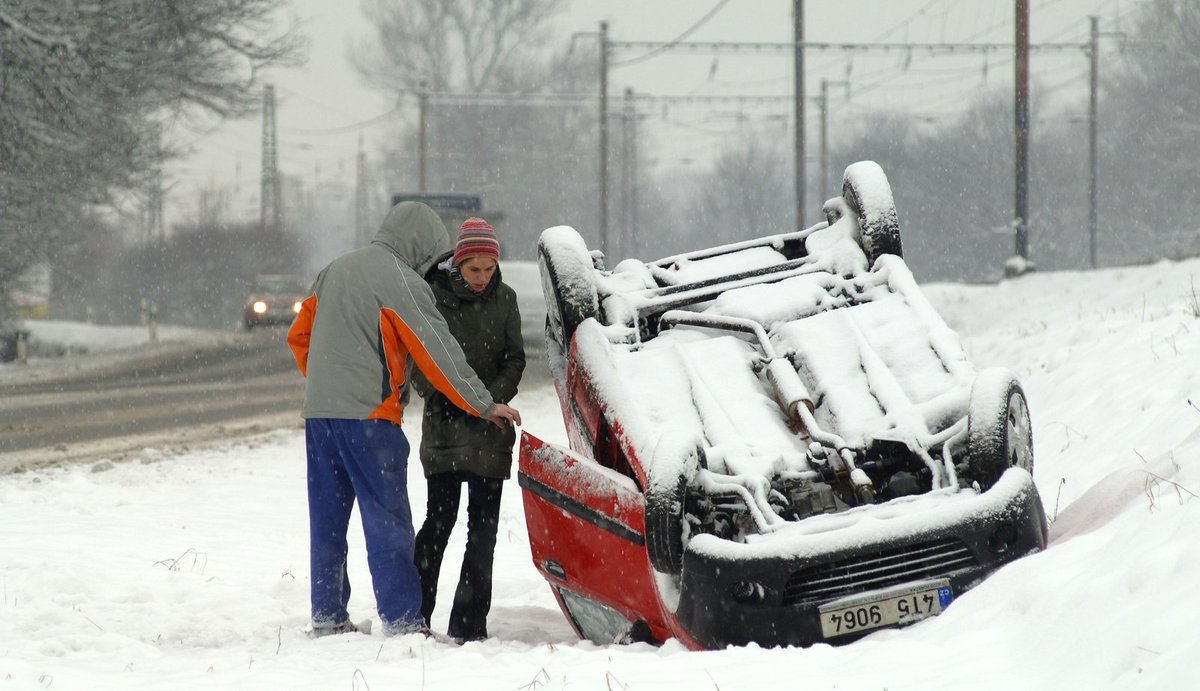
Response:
[518,431,670,639]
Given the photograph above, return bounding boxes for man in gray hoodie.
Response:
[288,201,521,637]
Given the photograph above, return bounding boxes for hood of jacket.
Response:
[371,202,451,275]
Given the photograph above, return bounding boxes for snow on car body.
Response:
[519,161,1048,650]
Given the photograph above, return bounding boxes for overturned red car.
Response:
[518,161,1047,650]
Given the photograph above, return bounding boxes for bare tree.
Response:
[393,49,602,259]
[1085,0,1200,265]
[1121,0,1200,121]
[355,0,609,260]
[835,90,1025,282]
[0,0,303,318]
[354,0,565,94]
[825,0,1200,283]
[664,130,793,256]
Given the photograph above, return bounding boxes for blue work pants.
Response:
[305,418,422,633]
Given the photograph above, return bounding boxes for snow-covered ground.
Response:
[3,257,1200,690]
[19,320,221,355]
[0,319,233,389]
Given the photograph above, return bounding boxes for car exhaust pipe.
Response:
[660,309,878,506]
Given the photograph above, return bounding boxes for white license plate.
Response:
[818,579,954,639]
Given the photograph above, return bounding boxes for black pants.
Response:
[413,470,503,640]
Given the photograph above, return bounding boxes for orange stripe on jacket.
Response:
[377,308,485,422]
[287,294,318,377]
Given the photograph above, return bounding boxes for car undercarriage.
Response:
[518,160,1048,649]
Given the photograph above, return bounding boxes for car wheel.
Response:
[842,160,902,265]
[645,446,701,575]
[645,473,687,575]
[966,367,1034,491]
[538,226,599,348]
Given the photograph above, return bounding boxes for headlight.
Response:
[292,301,302,314]
[252,300,268,314]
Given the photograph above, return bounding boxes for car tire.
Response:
[842,160,903,265]
[966,367,1034,491]
[645,446,702,575]
[538,227,599,348]
[645,473,688,575]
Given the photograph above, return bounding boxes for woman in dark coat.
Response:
[413,217,525,642]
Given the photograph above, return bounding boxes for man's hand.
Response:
[487,403,522,429]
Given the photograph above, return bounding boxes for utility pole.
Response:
[599,21,610,259]
[145,123,164,243]
[1013,0,1030,266]
[1088,15,1099,269]
[418,80,429,193]
[629,89,639,257]
[793,0,806,229]
[597,29,1090,254]
[355,134,369,245]
[819,79,849,204]
[622,87,637,259]
[261,83,281,235]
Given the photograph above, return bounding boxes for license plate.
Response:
[818,579,954,639]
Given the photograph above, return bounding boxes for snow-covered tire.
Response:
[842,161,902,265]
[645,472,688,575]
[538,226,599,348]
[645,444,702,575]
[966,368,1034,491]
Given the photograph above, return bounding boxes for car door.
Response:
[518,431,670,643]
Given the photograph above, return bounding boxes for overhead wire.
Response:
[185,0,1152,186]
[611,0,735,68]
[841,0,1147,118]
[630,1,1129,176]
[278,105,404,135]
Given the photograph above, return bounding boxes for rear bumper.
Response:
[672,469,1047,649]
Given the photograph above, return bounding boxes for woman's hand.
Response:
[487,403,522,428]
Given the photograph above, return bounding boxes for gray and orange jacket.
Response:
[287,202,496,425]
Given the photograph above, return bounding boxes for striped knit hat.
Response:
[453,217,501,266]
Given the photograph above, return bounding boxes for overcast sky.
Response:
[162,0,1141,230]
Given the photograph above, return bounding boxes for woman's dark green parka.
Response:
[414,256,525,478]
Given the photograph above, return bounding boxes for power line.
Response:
[869,0,948,43]
[612,0,734,68]
[798,1,1135,102]
[279,105,404,135]
[409,88,816,109]
[607,38,1088,56]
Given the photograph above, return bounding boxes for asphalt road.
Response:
[0,328,306,472]
[0,305,549,473]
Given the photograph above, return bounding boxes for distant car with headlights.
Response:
[243,274,306,330]
[518,161,1048,650]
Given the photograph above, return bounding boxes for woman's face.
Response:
[459,256,498,293]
